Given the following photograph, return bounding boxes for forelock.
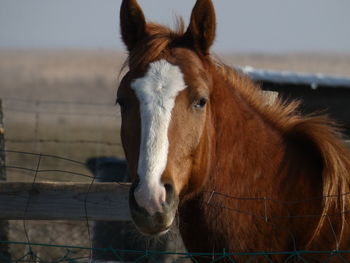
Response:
[122,18,186,71]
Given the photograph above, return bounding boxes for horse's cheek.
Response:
[186,128,212,196]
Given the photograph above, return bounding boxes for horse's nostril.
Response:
[164,183,174,205]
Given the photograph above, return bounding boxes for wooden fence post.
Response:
[0,99,11,261]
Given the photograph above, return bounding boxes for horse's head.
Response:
[117,0,216,236]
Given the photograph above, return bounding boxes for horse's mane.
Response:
[122,21,350,247]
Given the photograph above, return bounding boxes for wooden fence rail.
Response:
[0,182,131,221]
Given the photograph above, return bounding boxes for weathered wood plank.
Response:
[0,182,131,221]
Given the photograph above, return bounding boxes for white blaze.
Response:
[131,59,187,215]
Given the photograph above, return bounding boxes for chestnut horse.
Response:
[117,0,350,261]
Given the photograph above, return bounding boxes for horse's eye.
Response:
[194,98,208,109]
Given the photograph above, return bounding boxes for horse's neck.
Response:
[207,77,288,195]
[179,73,323,253]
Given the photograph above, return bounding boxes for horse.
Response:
[117,0,350,261]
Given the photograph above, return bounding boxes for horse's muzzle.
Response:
[129,182,178,236]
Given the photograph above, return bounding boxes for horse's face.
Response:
[118,0,216,235]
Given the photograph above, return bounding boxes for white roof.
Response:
[237,66,350,89]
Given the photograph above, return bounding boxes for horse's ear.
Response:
[183,0,216,55]
[120,0,147,51]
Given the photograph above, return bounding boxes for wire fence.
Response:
[1,97,123,262]
[1,148,350,262]
[1,97,350,262]
[1,241,350,263]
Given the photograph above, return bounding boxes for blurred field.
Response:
[0,50,127,183]
[0,50,350,261]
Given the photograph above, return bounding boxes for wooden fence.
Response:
[1,140,350,222]
[0,182,131,221]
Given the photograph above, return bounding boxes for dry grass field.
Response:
[0,50,350,261]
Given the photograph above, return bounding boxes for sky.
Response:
[1,0,350,53]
